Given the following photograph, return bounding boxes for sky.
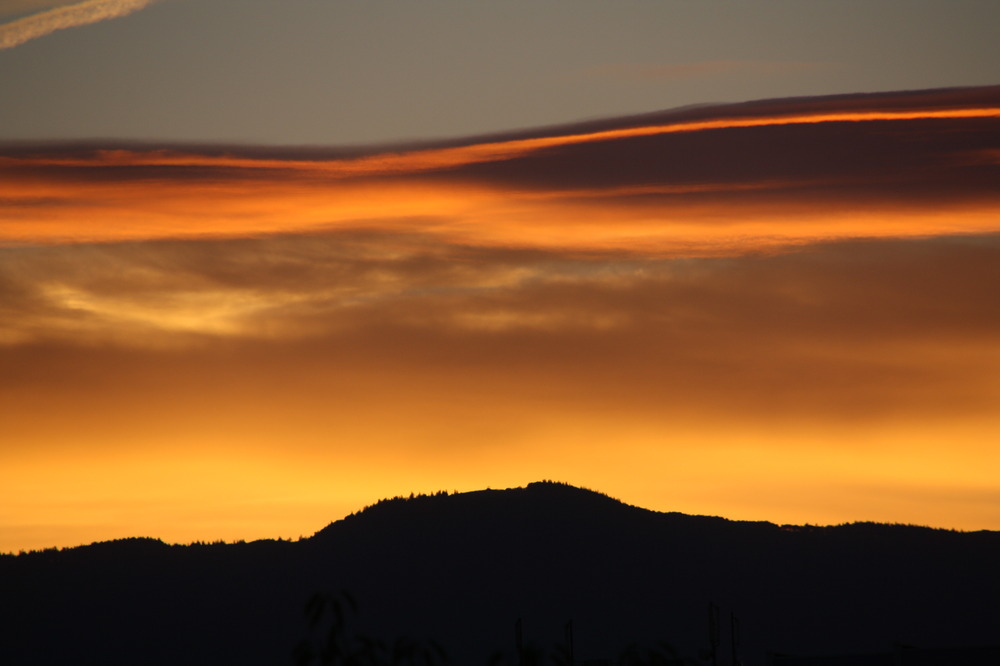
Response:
[1,1,1000,553]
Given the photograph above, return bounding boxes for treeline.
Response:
[294,591,697,666]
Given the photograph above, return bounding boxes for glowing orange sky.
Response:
[2,87,1000,552]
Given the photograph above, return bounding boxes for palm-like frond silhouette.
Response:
[295,590,448,666]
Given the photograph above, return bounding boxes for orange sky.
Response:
[2,87,1000,552]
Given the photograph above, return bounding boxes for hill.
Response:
[1,482,998,665]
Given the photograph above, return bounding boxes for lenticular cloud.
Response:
[0,0,159,50]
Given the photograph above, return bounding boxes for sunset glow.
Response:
[3,86,1000,552]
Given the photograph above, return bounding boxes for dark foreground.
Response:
[2,482,999,665]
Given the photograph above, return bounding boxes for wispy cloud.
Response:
[0,0,160,50]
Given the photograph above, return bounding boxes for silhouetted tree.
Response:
[294,590,448,666]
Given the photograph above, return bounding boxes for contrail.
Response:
[0,0,160,50]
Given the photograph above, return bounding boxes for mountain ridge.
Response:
[2,481,998,666]
[4,480,986,560]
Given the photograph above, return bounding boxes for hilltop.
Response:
[1,482,998,665]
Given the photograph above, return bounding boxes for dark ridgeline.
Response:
[1,481,998,666]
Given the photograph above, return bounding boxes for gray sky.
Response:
[1,0,998,145]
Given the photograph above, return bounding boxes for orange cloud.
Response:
[4,106,998,179]
[3,87,1000,552]
[3,86,998,255]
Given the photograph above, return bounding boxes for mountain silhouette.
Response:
[1,481,998,665]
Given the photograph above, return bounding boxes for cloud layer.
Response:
[3,85,998,251]
[3,87,1000,551]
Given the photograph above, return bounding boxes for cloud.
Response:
[5,103,998,179]
[3,88,1000,547]
[3,231,999,422]
[0,0,160,50]
[2,86,998,253]
[4,229,1000,543]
